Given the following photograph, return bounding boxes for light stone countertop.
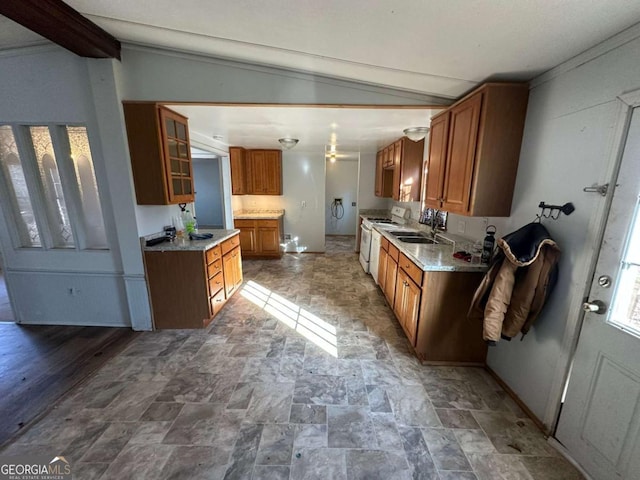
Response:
[234,209,285,220]
[375,226,488,273]
[142,229,239,252]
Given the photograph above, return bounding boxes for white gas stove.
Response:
[360,207,415,274]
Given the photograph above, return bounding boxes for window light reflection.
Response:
[240,280,338,357]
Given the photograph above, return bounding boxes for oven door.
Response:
[359,224,372,273]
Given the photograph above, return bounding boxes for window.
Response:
[0,126,41,247]
[0,124,108,250]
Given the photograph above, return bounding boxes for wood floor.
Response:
[0,322,138,446]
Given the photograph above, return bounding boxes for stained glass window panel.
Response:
[66,126,107,249]
[0,125,41,247]
[29,126,74,248]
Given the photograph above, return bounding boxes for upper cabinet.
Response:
[230,147,282,195]
[424,83,529,216]
[229,147,247,195]
[375,137,425,202]
[123,103,194,205]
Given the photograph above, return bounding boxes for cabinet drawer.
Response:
[258,219,279,228]
[399,253,423,287]
[234,219,256,228]
[388,243,399,262]
[206,245,221,265]
[210,288,226,316]
[207,258,222,278]
[381,237,389,251]
[208,271,224,296]
[221,234,240,255]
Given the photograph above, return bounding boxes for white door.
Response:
[555,107,640,479]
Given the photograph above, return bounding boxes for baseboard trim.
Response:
[485,365,548,435]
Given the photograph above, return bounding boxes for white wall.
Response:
[357,152,391,212]
[231,151,326,252]
[118,46,439,238]
[193,158,223,227]
[0,48,150,328]
[326,159,359,235]
[485,32,640,428]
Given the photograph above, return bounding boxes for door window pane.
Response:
[29,126,74,248]
[610,195,640,335]
[66,126,108,249]
[0,126,41,247]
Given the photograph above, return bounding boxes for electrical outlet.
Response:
[457,220,466,234]
[352,202,356,207]
[482,217,489,229]
[301,200,306,208]
[284,234,291,240]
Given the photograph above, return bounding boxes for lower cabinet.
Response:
[144,233,243,329]
[394,268,421,345]
[384,244,399,306]
[234,218,283,258]
[378,240,487,363]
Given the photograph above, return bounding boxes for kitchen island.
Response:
[374,225,488,364]
[142,229,243,329]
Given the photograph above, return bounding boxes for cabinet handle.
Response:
[405,264,410,269]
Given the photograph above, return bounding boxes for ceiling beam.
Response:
[0,0,120,59]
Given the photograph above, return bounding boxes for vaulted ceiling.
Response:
[3,1,640,98]
[3,1,640,157]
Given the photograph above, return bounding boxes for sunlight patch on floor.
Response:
[240,280,338,357]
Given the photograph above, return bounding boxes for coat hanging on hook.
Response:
[468,222,561,344]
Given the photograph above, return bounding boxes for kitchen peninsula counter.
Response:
[142,229,239,252]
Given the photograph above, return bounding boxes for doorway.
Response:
[193,156,224,229]
[325,153,359,251]
[555,100,640,479]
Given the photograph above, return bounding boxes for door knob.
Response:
[582,300,607,314]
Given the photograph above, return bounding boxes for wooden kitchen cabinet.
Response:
[234,218,283,258]
[383,243,399,306]
[424,113,450,209]
[376,236,487,363]
[123,103,194,205]
[375,150,393,198]
[394,268,421,345]
[424,83,529,216]
[375,137,425,201]
[229,147,247,195]
[143,233,242,329]
[230,148,283,195]
[223,244,243,298]
[248,150,282,195]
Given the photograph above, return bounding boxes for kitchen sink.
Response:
[389,231,424,237]
[396,236,437,244]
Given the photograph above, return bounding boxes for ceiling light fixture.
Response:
[403,127,430,142]
[278,137,299,150]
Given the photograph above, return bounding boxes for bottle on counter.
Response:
[182,210,196,235]
[481,225,497,264]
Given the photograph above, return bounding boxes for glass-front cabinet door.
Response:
[160,107,194,204]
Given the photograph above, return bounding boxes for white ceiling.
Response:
[167,105,440,156]
[3,2,640,159]
[33,0,640,98]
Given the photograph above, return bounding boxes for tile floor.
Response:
[325,235,356,253]
[0,252,584,479]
